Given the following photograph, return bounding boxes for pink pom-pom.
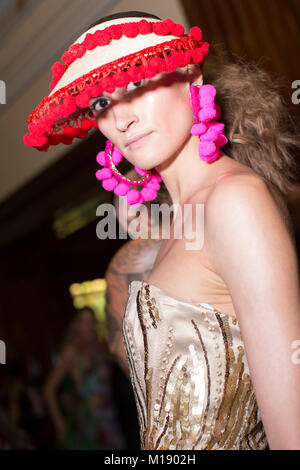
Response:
[134,166,148,176]
[198,141,216,157]
[199,84,216,98]
[141,187,157,201]
[215,104,221,120]
[199,107,216,122]
[199,95,215,108]
[96,168,112,180]
[96,150,106,166]
[127,189,143,205]
[190,123,207,135]
[201,148,220,162]
[215,134,228,147]
[200,126,219,141]
[207,122,224,133]
[151,173,163,182]
[114,183,130,196]
[112,146,123,165]
[102,176,118,191]
[145,181,160,191]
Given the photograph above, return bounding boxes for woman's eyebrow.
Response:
[89,94,105,105]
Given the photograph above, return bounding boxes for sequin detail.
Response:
[122,280,269,450]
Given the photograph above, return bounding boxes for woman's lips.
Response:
[126,132,152,149]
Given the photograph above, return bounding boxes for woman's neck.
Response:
[155,134,228,206]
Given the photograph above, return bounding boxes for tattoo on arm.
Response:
[105,238,162,369]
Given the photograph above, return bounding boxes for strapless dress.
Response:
[122,280,269,450]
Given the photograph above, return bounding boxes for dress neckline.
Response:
[130,279,238,322]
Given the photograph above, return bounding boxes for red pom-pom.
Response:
[127,67,144,83]
[143,64,157,79]
[63,125,77,137]
[75,93,90,108]
[68,43,86,58]
[190,26,202,41]
[77,128,88,139]
[90,84,103,97]
[62,96,77,115]
[101,77,116,94]
[84,33,97,50]
[172,24,185,36]
[113,71,130,88]
[181,50,192,67]
[49,134,62,145]
[61,51,74,65]
[163,18,175,33]
[51,61,65,78]
[107,24,122,40]
[75,43,86,58]
[191,48,204,64]
[138,19,152,34]
[202,42,210,55]
[50,62,65,90]
[122,22,139,38]
[94,30,111,46]
[153,21,170,35]
[171,51,182,67]
[61,135,74,145]
[24,133,47,147]
[165,56,179,73]
[148,56,165,73]
[81,118,93,131]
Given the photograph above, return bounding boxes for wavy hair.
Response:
[201,44,300,198]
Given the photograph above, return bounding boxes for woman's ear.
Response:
[187,64,203,86]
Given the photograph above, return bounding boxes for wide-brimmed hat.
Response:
[24,15,209,152]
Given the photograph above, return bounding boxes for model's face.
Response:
[88,68,197,170]
[76,310,96,340]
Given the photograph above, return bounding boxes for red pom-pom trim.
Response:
[108,24,122,40]
[25,30,210,152]
[138,19,152,34]
[122,22,139,38]
[172,24,185,36]
[190,26,202,41]
[153,21,170,36]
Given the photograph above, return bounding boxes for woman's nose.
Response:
[113,101,138,132]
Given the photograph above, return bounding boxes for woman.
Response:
[25,11,300,450]
[43,307,125,450]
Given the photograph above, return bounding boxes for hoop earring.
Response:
[189,84,228,162]
[95,139,162,206]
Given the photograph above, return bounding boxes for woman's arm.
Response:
[105,238,162,377]
[205,174,300,450]
[42,344,74,439]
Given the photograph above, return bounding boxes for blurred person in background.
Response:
[43,306,125,450]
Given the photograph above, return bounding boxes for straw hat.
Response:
[24,15,209,152]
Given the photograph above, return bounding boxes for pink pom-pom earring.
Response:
[95,139,163,206]
[190,84,228,162]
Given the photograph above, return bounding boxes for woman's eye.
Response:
[91,97,110,112]
[126,79,145,92]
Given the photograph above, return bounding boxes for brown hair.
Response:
[202,45,300,198]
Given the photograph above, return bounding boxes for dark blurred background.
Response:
[0,0,299,449]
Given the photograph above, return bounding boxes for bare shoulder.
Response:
[205,172,295,242]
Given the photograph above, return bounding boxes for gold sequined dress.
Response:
[122,280,269,450]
